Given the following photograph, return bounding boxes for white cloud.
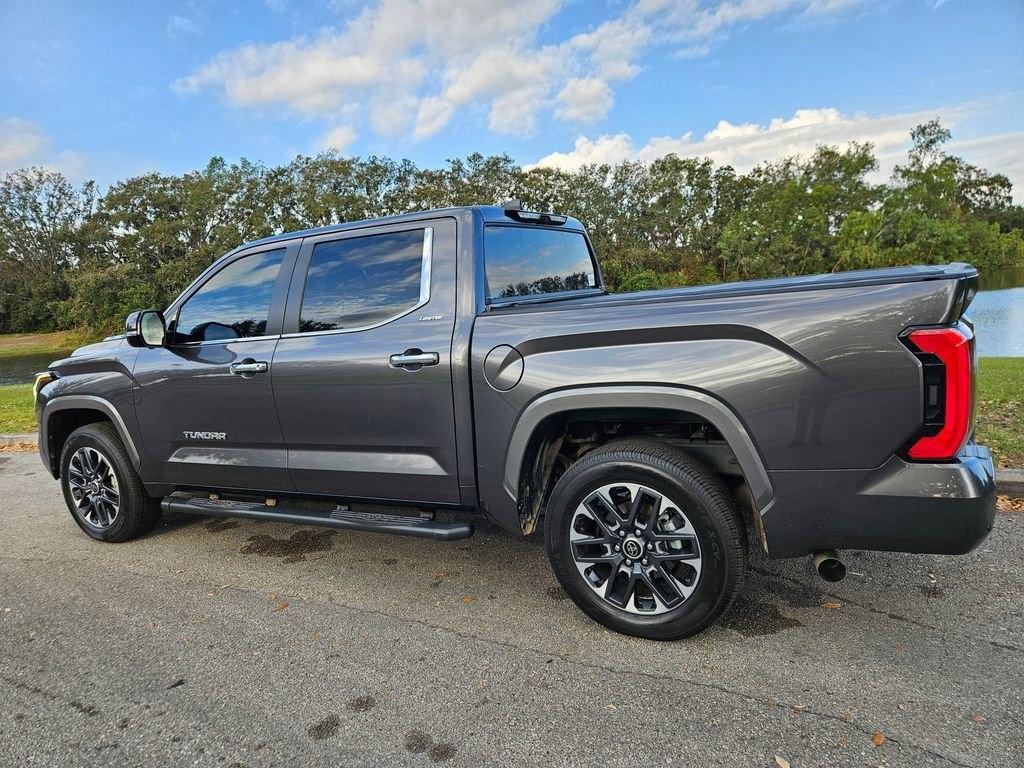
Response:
[319,125,358,152]
[0,118,47,168]
[531,106,972,174]
[639,0,863,42]
[568,16,651,81]
[176,0,866,144]
[167,14,201,40]
[0,118,92,180]
[556,78,614,123]
[412,97,455,140]
[177,0,562,131]
[948,132,1024,203]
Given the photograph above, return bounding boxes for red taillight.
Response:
[904,325,974,461]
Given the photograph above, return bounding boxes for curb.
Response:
[2,430,1023,494]
[998,468,1024,495]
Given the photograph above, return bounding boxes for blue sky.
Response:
[1,0,1022,196]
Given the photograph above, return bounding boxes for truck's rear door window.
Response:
[300,229,426,332]
[484,226,596,300]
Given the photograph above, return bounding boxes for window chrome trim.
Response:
[166,333,282,349]
[281,226,434,339]
[420,226,432,305]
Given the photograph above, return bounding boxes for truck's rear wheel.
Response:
[544,439,747,640]
[60,422,161,542]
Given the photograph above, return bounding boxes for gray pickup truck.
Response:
[34,202,996,639]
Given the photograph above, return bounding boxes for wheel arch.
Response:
[503,386,774,544]
[41,396,142,479]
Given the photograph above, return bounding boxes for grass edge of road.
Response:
[975,357,1024,468]
[0,384,36,433]
[1,331,1022,467]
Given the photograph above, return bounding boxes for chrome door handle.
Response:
[389,351,439,368]
[229,360,268,375]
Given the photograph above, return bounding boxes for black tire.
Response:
[544,438,747,640]
[60,422,162,542]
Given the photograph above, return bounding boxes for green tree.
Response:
[0,167,96,331]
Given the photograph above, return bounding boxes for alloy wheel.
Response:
[569,482,702,615]
[67,446,120,529]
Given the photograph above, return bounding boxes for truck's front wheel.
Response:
[544,439,747,640]
[60,422,162,542]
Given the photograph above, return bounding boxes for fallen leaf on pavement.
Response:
[822,601,841,609]
[775,756,790,768]
[273,601,289,612]
[970,713,986,723]
[997,495,1024,513]
[872,731,885,747]
[460,595,475,604]
[0,441,37,453]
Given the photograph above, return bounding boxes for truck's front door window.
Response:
[299,229,426,332]
[484,226,596,300]
[174,248,285,343]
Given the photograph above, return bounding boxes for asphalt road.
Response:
[1,450,1022,768]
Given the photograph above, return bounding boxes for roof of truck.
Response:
[240,205,586,250]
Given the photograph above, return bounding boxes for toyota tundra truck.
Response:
[34,202,996,639]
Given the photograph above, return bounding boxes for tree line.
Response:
[1,120,1022,335]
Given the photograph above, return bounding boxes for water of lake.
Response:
[0,350,74,386]
[972,266,1024,357]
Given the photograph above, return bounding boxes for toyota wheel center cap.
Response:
[622,537,644,559]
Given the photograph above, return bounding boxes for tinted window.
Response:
[484,226,596,300]
[175,249,285,343]
[300,230,425,332]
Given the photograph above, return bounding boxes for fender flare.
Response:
[503,385,774,512]
[40,395,142,476]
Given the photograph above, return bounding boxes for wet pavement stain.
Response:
[403,729,457,762]
[428,742,457,762]
[205,518,240,533]
[308,714,340,740]
[346,695,376,712]
[404,730,432,754]
[240,530,337,564]
[719,595,803,637]
[919,583,946,598]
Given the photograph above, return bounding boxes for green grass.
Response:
[0,384,36,433]
[976,357,1024,469]
[0,330,94,360]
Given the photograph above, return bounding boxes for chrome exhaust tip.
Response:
[812,550,846,582]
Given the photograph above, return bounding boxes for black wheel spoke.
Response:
[582,494,619,537]
[643,565,683,606]
[627,488,661,531]
[571,542,616,564]
[650,535,700,563]
[619,569,643,608]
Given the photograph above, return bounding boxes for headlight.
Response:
[33,371,55,402]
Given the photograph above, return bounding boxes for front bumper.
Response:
[762,442,997,558]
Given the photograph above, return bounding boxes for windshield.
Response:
[483,225,597,301]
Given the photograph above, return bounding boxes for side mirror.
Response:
[125,309,166,348]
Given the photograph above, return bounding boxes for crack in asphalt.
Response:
[0,672,100,718]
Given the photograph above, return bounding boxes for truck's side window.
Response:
[484,226,596,300]
[174,248,285,343]
[299,229,427,332]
